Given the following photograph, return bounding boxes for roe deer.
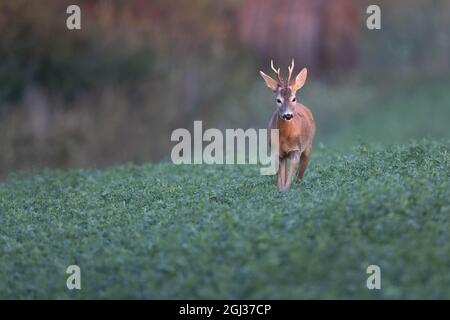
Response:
[260,59,316,192]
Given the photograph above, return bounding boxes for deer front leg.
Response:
[281,151,300,192]
[296,146,312,183]
[277,157,286,192]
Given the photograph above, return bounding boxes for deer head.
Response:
[259,59,307,121]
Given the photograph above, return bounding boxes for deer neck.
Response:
[278,116,295,134]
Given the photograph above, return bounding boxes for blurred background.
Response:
[0,0,449,179]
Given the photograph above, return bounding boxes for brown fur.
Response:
[261,60,316,192]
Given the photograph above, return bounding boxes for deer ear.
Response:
[292,68,307,91]
[259,71,279,92]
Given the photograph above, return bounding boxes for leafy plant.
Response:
[0,140,448,299]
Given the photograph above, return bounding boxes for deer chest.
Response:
[279,132,302,156]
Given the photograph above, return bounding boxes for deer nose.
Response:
[282,113,293,121]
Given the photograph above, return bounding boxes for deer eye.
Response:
[276,99,282,104]
[292,97,296,102]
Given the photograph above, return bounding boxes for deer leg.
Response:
[296,146,312,183]
[277,157,286,191]
[285,158,289,185]
[277,163,282,191]
[281,151,300,192]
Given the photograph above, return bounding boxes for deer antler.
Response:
[271,59,284,86]
[287,59,294,86]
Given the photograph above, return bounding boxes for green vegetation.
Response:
[1,140,448,299]
[1,0,449,300]
[301,76,450,149]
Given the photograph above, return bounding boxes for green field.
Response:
[0,140,449,299]
[2,0,450,301]
[1,77,450,299]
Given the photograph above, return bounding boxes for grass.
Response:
[0,139,449,299]
[305,76,450,148]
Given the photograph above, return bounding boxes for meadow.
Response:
[1,74,450,299]
[0,138,449,299]
[1,0,450,300]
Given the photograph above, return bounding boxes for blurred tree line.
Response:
[0,0,449,178]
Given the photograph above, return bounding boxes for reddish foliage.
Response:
[237,0,361,76]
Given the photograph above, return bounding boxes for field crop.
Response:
[0,140,448,299]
